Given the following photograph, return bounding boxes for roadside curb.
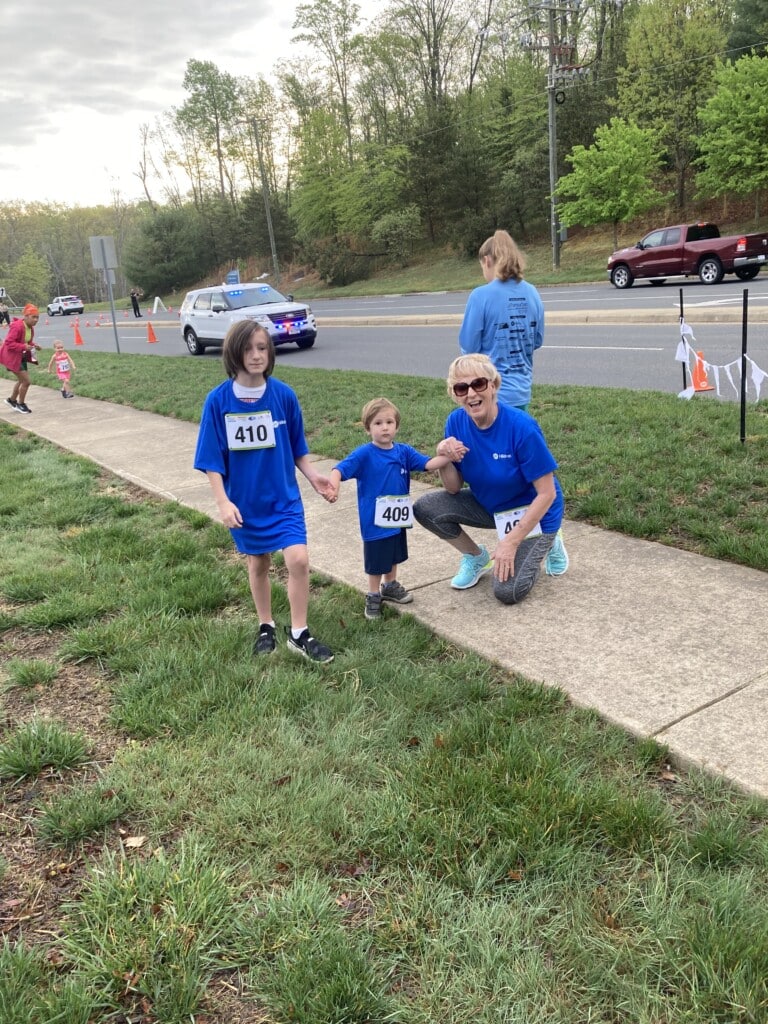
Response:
[317,308,768,327]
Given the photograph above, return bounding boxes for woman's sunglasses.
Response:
[452,377,490,398]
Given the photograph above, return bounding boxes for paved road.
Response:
[309,275,768,319]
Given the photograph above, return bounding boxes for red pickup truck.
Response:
[607,222,768,288]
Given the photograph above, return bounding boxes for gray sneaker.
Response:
[380,580,413,604]
[365,593,382,620]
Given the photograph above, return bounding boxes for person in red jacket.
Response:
[0,304,43,414]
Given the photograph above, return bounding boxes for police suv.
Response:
[179,283,317,356]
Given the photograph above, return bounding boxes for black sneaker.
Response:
[286,628,334,663]
[15,403,31,414]
[254,623,277,655]
[5,397,17,409]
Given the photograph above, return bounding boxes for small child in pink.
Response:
[47,340,77,398]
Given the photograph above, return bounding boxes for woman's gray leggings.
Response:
[413,489,556,605]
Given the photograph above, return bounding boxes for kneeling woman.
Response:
[414,354,564,604]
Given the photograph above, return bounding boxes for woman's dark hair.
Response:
[478,230,526,282]
[222,322,275,379]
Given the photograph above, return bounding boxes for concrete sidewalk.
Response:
[3,388,768,798]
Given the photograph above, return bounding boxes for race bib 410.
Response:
[225,411,276,450]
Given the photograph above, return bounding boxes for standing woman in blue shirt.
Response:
[459,230,568,575]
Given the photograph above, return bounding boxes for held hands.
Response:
[311,473,338,503]
[217,498,243,529]
[437,436,469,462]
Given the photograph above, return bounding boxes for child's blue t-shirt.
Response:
[335,442,431,541]
[194,377,310,554]
[445,404,563,533]
[459,277,544,408]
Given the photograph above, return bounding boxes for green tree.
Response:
[556,118,667,249]
[727,0,768,57]
[334,144,410,236]
[371,204,421,265]
[696,53,768,219]
[7,245,51,306]
[176,60,241,202]
[293,0,362,164]
[123,207,211,295]
[290,102,349,241]
[617,0,727,210]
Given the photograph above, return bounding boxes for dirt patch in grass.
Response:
[199,972,277,1024]
[0,629,126,947]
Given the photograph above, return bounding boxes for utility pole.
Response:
[524,0,595,271]
[547,3,560,271]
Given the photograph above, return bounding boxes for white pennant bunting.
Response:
[673,325,768,403]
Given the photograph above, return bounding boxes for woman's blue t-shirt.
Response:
[445,404,563,533]
[459,277,544,408]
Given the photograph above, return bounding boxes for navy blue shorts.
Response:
[364,530,408,575]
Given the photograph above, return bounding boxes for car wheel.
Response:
[296,337,315,350]
[698,257,724,285]
[610,264,634,289]
[649,279,666,286]
[184,328,205,355]
[734,266,760,282]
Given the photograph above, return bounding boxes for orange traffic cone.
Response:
[74,323,85,346]
[692,350,715,392]
[85,320,91,327]
[147,321,158,344]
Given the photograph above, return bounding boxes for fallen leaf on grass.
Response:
[0,899,25,911]
[124,835,147,849]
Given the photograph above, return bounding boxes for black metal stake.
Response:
[679,288,687,390]
[740,289,748,444]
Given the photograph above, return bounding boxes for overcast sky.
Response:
[3,0,374,207]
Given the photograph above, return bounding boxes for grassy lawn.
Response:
[1,356,767,1023]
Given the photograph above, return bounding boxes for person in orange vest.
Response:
[0,304,43,414]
